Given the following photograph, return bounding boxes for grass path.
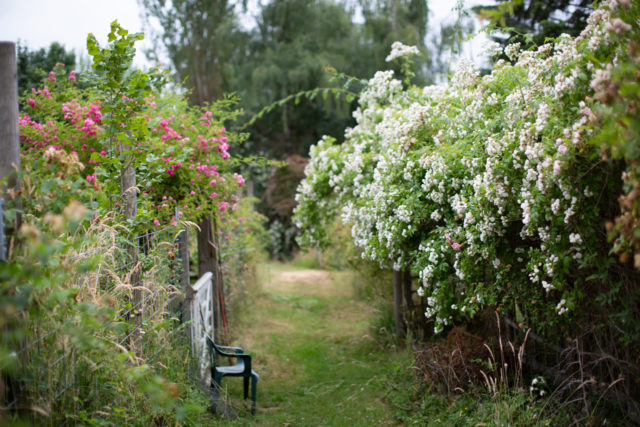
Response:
[218,262,409,425]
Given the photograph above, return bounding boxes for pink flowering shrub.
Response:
[18,26,248,233]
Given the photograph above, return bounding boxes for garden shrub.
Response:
[2,21,263,424]
[294,0,640,418]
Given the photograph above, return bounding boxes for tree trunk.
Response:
[393,269,404,337]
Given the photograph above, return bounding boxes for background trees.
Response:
[475,0,592,48]
[140,0,244,105]
[138,0,438,258]
[17,42,76,96]
[141,0,434,159]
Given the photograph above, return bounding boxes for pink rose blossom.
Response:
[68,70,76,82]
[153,219,160,226]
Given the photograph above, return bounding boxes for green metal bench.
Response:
[206,335,259,415]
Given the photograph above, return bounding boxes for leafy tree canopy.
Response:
[140,0,247,105]
[140,0,433,158]
[474,0,592,48]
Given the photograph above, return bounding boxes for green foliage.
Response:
[295,1,640,414]
[21,20,250,235]
[0,198,200,424]
[475,0,592,49]
[4,20,266,424]
[141,0,435,159]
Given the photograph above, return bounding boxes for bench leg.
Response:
[251,374,258,415]
[243,376,249,400]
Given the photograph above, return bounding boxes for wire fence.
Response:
[2,221,190,424]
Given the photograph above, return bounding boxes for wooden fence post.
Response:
[402,268,413,334]
[180,227,192,323]
[393,269,405,337]
[121,149,141,353]
[212,216,223,342]
[0,42,19,189]
[0,42,21,257]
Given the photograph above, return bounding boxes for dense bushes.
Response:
[294,0,640,418]
[1,22,263,424]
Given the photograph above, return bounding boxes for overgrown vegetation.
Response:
[1,21,264,425]
[295,1,640,423]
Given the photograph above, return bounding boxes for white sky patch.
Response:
[0,0,150,68]
[0,0,495,78]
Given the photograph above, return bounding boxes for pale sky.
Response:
[0,0,490,73]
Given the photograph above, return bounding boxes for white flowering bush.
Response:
[294,0,640,342]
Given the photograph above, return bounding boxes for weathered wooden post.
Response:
[0,42,20,188]
[179,225,191,321]
[0,42,21,259]
[246,180,254,199]
[121,146,141,353]
[212,216,224,342]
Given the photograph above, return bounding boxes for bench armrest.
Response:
[216,344,246,355]
[206,335,250,357]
